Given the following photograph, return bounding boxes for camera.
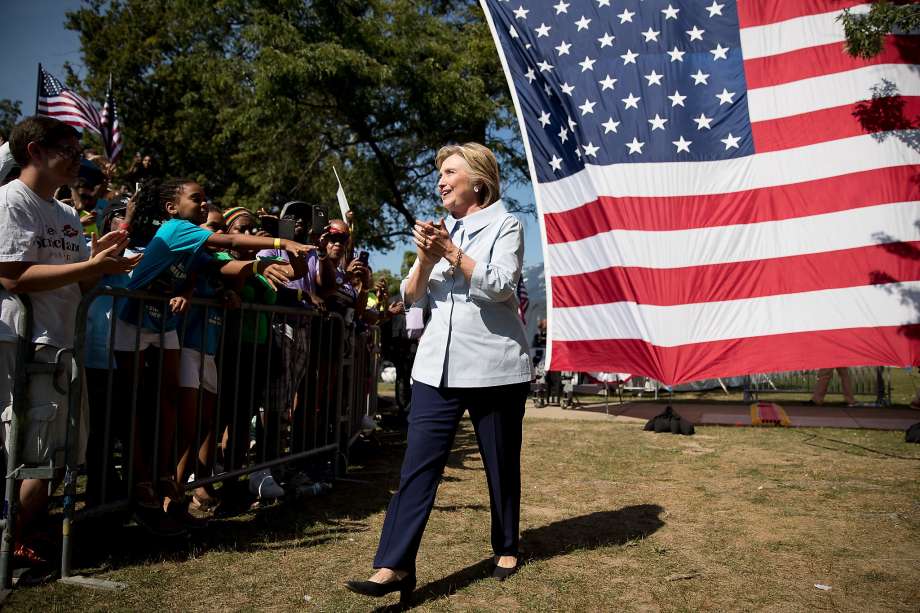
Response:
[278,201,328,241]
[275,218,292,239]
[310,205,328,238]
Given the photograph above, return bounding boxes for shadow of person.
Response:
[373,504,665,611]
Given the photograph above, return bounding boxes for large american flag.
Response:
[101,77,124,162]
[37,64,103,136]
[481,1,920,384]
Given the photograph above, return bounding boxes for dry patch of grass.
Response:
[7,419,920,611]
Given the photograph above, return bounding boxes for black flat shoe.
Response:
[345,573,416,606]
[491,563,519,581]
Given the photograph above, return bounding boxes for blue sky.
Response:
[0,0,545,274]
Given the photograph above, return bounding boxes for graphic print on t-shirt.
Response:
[35,223,85,254]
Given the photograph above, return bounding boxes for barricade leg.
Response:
[0,298,44,592]
[0,413,22,590]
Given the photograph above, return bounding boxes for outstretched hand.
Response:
[283,240,315,260]
[261,262,294,290]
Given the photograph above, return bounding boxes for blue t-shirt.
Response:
[178,251,223,355]
[84,247,141,369]
[119,219,212,332]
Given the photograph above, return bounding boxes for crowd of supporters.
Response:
[0,116,404,567]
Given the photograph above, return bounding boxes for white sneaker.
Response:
[249,469,285,499]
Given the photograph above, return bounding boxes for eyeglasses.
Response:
[326,233,349,245]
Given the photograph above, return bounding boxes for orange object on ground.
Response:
[750,402,790,427]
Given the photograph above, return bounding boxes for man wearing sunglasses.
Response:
[0,116,140,565]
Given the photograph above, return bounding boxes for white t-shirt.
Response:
[0,179,91,348]
[0,142,15,184]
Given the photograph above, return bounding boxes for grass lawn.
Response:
[7,417,920,611]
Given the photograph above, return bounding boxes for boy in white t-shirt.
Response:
[0,116,141,563]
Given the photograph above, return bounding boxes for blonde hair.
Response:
[435,142,501,207]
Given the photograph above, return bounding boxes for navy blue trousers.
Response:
[373,381,529,572]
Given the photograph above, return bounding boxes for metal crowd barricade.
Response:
[745,367,891,405]
[558,368,891,407]
[0,295,80,591]
[50,286,378,584]
[344,326,381,450]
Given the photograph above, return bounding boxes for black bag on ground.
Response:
[643,406,695,436]
[906,422,920,444]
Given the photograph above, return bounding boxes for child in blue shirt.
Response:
[115,178,313,532]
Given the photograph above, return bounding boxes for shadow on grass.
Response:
[374,504,665,611]
[64,425,499,575]
[63,426,420,572]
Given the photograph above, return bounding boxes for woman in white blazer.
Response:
[347,142,533,605]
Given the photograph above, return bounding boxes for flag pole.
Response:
[35,63,42,115]
[104,73,112,159]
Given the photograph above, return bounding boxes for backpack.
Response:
[906,422,920,444]
[643,406,695,436]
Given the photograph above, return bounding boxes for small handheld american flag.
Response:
[101,75,124,162]
[36,64,103,136]
[517,276,530,324]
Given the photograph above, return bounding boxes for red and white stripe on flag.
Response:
[38,92,102,136]
[37,66,103,135]
[485,0,920,384]
[102,88,124,162]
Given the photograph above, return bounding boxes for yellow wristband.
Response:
[252,260,260,274]
[273,238,282,249]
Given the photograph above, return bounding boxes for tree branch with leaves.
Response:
[839,1,920,59]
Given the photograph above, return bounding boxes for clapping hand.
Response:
[89,231,143,275]
[413,218,454,262]
[92,229,129,257]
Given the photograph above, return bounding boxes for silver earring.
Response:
[473,186,480,193]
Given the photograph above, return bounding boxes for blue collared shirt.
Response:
[402,200,533,388]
